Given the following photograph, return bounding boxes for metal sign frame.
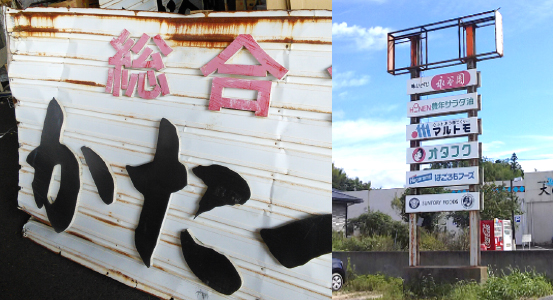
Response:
[387,10,503,75]
[391,10,504,268]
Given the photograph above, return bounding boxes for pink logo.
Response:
[431,71,471,91]
[412,148,426,162]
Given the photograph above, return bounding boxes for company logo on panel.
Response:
[412,147,426,163]
[410,124,431,139]
[408,197,420,209]
[406,117,479,141]
[461,193,475,209]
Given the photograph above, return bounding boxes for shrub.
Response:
[336,269,552,300]
[478,269,553,300]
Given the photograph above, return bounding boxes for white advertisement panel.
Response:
[406,142,480,164]
[407,93,480,118]
[406,166,480,188]
[407,69,479,95]
[406,192,480,213]
[406,117,480,141]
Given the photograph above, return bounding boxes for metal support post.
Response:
[466,24,481,267]
[408,35,421,267]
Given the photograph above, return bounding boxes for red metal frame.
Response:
[387,10,502,75]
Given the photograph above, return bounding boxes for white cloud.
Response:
[333,109,345,120]
[333,71,370,89]
[483,136,553,162]
[333,118,406,146]
[332,22,390,51]
[333,118,408,188]
[338,91,349,100]
[519,159,554,173]
[334,142,408,189]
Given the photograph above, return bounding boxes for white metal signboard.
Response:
[407,93,480,118]
[406,117,480,141]
[406,142,480,164]
[405,192,480,213]
[407,69,479,95]
[5,7,332,300]
[406,166,479,188]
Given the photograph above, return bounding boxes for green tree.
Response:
[431,155,524,227]
[391,187,449,232]
[482,155,524,182]
[332,162,348,190]
[447,183,523,228]
[332,163,371,191]
[349,211,409,250]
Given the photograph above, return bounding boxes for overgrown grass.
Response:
[333,231,406,251]
[337,268,552,300]
[341,273,404,299]
[478,269,553,300]
[333,230,471,252]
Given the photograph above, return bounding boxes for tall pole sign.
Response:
[408,35,421,267]
[465,22,482,267]
[387,10,503,268]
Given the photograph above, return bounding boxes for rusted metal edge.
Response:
[8,11,331,45]
[23,221,175,299]
[24,218,330,299]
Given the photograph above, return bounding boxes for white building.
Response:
[339,171,553,246]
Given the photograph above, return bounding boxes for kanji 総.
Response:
[106,29,172,99]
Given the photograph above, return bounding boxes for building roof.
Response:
[332,188,364,204]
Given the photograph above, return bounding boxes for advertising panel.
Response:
[406,166,479,188]
[407,69,479,95]
[407,93,480,118]
[480,220,494,251]
[406,142,480,164]
[405,192,480,213]
[406,117,480,141]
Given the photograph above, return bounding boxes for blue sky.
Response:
[332,0,553,188]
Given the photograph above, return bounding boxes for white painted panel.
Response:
[406,166,480,188]
[406,142,480,164]
[407,69,479,95]
[6,7,331,300]
[405,192,480,213]
[407,93,480,118]
[406,117,480,141]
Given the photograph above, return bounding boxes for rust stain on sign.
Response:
[10,11,331,47]
[63,79,105,87]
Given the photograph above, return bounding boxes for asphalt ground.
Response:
[0,96,153,299]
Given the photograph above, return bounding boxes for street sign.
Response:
[407,69,479,95]
[406,142,480,164]
[406,166,480,188]
[407,93,480,118]
[405,192,480,213]
[406,117,481,141]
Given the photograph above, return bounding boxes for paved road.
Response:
[538,296,553,300]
